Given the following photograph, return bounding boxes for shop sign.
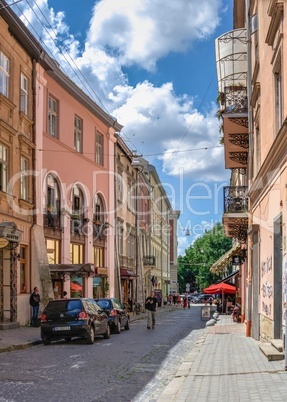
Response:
[0,238,9,248]
[0,225,22,244]
[97,267,108,275]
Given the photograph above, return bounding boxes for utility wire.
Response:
[15,0,140,153]
[15,1,219,164]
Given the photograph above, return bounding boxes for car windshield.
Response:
[96,299,111,309]
[45,299,82,312]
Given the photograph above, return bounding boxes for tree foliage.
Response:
[178,223,232,293]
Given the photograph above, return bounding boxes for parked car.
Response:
[95,298,130,334]
[188,295,199,303]
[195,294,214,303]
[40,298,110,345]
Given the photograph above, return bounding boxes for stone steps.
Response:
[259,338,284,361]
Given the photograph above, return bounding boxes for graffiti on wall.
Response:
[261,256,272,318]
[261,257,272,277]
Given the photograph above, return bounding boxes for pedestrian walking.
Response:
[29,287,41,327]
[163,295,168,307]
[173,294,177,306]
[183,296,187,309]
[145,291,158,329]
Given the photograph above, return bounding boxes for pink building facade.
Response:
[33,60,122,305]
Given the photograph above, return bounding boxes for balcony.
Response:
[215,28,249,170]
[70,216,84,235]
[223,186,248,242]
[143,255,156,267]
[119,255,135,270]
[223,186,248,213]
[44,212,62,231]
[93,222,107,240]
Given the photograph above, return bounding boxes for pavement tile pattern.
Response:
[157,315,287,402]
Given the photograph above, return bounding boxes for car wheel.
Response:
[86,325,95,344]
[42,338,51,345]
[124,319,130,330]
[65,337,72,342]
[103,323,110,339]
[114,319,121,334]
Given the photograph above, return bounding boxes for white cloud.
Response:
[112,86,227,180]
[13,0,227,181]
[89,0,223,71]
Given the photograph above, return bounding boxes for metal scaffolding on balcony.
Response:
[215,28,248,93]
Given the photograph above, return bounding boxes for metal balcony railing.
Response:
[44,213,61,230]
[223,186,248,213]
[119,255,135,269]
[70,217,84,234]
[224,86,248,114]
[143,256,156,266]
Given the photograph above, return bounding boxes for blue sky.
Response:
[12,0,233,255]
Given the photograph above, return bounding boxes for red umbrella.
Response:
[203,282,236,294]
[70,282,82,292]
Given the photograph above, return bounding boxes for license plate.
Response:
[53,326,70,331]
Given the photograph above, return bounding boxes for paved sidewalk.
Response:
[157,315,287,402]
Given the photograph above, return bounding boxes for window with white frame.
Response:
[0,144,8,192]
[0,52,9,97]
[46,174,60,214]
[274,54,282,136]
[48,95,58,137]
[20,157,28,200]
[74,115,83,152]
[117,169,123,203]
[95,132,103,165]
[20,73,28,114]
[118,222,124,255]
[93,194,105,223]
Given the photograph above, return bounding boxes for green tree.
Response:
[178,223,232,293]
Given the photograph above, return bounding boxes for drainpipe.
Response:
[114,139,122,302]
[29,59,37,296]
[245,0,252,337]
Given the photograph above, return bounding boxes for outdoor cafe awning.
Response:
[49,263,95,275]
[210,243,241,274]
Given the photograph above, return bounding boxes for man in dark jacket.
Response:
[145,290,158,329]
[29,287,41,327]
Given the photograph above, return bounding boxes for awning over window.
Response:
[120,268,137,278]
[210,243,241,273]
[49,263,95,274]
[219,269,240,283]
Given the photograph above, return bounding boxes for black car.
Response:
[40,298,110,345]
[95,298,130,334]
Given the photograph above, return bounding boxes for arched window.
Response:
[45,174,61,229]
[93,194,105,223]
[46,174,60,213]
[72,185,84,218]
